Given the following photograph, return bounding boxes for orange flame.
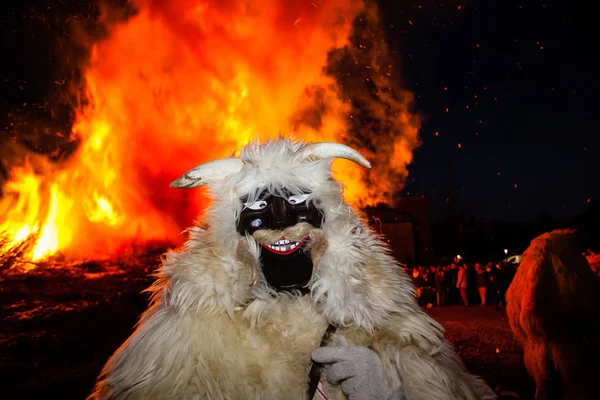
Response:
[0,0,420,263]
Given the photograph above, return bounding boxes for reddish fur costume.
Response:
[506,229,600,400]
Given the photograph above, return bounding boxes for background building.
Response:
[363,196,433,267]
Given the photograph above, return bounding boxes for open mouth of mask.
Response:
[257,236,313,294]
[236,225,328,295]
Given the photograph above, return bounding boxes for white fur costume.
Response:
[90,138,496,400]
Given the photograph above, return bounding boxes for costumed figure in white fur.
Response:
[506,229,600,400]
[90,138,496,400]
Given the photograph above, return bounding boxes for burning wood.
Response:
[0,232,38,271]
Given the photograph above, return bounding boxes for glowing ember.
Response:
[0,0,420,263]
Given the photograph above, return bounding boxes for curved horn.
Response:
[170,158,245,189]
[300,142,371,168]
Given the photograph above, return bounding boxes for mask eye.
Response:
[287,193,310,205]
[244,200,268,210]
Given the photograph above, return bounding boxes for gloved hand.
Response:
[311,336,404,400]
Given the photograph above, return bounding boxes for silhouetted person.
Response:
[486,263,500,309]
[435,266,447,306]
[475,263,488,306]
[445,264,458,305]
[456,264,469,306]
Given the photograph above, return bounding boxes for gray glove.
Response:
[311,336,404,400]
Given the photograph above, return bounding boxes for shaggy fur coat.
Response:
[506,229,600,400]
[90,139,496,400]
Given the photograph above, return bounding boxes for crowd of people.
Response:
[405,261,518,309]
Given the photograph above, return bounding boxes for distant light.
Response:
[504,249,508,254]
[456,254,462,259]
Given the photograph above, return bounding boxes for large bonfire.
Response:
[0,0,420,265]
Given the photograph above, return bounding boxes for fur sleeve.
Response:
[88,305,224,400]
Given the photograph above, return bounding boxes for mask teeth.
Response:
[268,241,300,252]
[272,238,296,246]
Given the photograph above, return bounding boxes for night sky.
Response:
[1,0,598,223]
[381,0,598,221]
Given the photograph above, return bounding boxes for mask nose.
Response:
[270,197,290,230]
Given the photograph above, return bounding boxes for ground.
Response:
[0,258,535,399]
[427,306,534,399]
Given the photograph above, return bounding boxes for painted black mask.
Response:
[237,191,324,294]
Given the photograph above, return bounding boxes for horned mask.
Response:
[170,140,371,294]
